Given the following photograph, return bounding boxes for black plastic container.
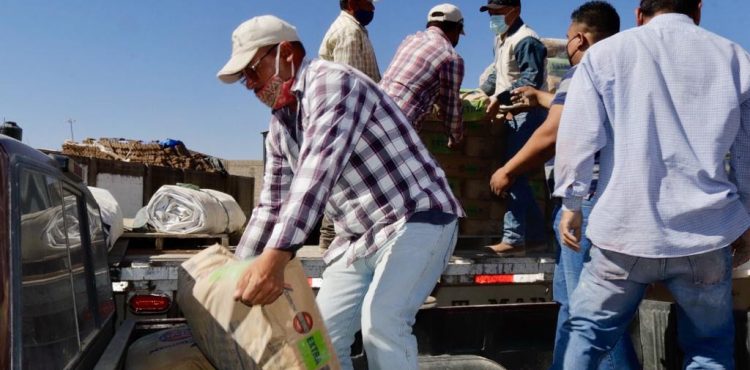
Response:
[0,121,22,141]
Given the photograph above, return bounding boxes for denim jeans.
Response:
[502,109,547,246]
[560,245,735,370]
[316,218,458,370]
[551,203,639,370]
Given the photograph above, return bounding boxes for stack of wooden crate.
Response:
[419,118,551,243]
[419,119,506,238]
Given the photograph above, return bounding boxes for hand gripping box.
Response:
[177,245,340,370]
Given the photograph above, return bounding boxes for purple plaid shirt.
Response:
[379,27,464,141]
[235,59,465,264]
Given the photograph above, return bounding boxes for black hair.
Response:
[339,0,348,11]
[426,20,463,35]
[571,1,620,41]
[290,41,306,57]
[639,0,700,17]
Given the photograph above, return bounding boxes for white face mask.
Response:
[490,15,509,35]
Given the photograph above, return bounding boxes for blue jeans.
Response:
[316,218,458,370]
[551,203,639,370]
[560,245,735,370]
[502,109,547,246]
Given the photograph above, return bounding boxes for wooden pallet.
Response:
[121,232,229,251]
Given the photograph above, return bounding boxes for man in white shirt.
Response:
[553,0,750,368]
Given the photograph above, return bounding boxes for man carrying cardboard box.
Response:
[216,15,464,370]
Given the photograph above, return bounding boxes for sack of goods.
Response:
[177,245,340,370]
[146,185,246,234]
[88,186,124,249]
[125,325,215,370]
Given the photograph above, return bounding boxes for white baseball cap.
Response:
[217,15,300,84]
[427,4,465,34]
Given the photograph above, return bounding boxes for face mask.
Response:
[255,47,296,110]
[354,9,374,26]
[490,15,509,35]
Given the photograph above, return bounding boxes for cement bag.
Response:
[125,325,215,370]
[177,245,339,370]
[146,185,246,234]
[88,186,124,248]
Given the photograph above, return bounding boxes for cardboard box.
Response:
[419,132,452,155]
[460,219,504,236]
[461,199,506,220]
[433,154,497,180]
[177,245,340,370]
[445,177,464,199]
[465,120,504,137]
[463,179,496,200]
[464,136,504,158]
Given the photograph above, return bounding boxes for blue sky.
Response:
[2,0,748,160]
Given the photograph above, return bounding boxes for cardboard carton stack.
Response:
[420,117,507,238]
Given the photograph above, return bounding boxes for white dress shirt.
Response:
[554,14,750,257]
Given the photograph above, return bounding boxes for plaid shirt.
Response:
[235,59,465,265]
[319,11,381,83]
[380,27,464,141]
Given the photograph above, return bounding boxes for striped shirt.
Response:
[319,11,381,82]
[554,14,750,257]
[379,27,464,141]
[235,59,465,265]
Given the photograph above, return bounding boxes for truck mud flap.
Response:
[636,300,750,370]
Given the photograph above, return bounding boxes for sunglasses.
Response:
[241,44,278,83]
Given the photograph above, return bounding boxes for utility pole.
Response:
[66,118,76,142]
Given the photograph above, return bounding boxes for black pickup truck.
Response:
[0,134,163,370]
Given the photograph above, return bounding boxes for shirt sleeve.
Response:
[262,70,370,252]
[234,119,293,259]
[553,55,608,211]
[509,37,548,92]
[730,100,750,214]
[439,55,465,141]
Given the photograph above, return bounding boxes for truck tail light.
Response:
[474,273,545,285]
[306,278,323,289]
[129,294,171,314]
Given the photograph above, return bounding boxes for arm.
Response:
[513,86,555,110]
[730,100,750,214]
[553,57,607,248]
[490,104,562,195]
[510,37,548,91]
[439,55,465,145]
[730,100,750,267]
[486,37,547,120]
[233,119,292,260]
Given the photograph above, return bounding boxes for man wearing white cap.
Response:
[218,15,465,370]
[380,3,465,147]
[320,0,381,82]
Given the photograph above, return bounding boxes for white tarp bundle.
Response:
[146,185,246,234]
[88,186,124,248]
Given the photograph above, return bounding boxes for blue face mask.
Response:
[490,15,509,35]
[354,9,374,26]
